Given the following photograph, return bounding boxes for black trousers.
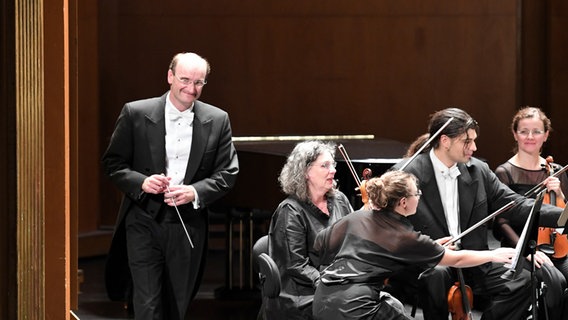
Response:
[125,208,207,320]
[389,263,532,320]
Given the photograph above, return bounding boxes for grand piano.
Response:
[211,136,408,297]
[222,135,409,211]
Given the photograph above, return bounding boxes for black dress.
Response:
[494,161,568,319]
[312,209,445,320]
[265,191,353,320]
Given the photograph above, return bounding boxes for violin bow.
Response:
[524,163,568,198]
[338,144,373,208]
[443,199,521,248]
[399,117,454,171]
[417,199,522,280]
[337,144,362,187]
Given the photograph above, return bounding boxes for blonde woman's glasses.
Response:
[408,190,422,198]
[516,129,544,137]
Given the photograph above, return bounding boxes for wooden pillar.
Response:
[15,1,47,318]
[14,0,75,318]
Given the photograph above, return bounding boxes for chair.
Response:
[252,235,280,298]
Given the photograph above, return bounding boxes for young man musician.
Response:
[391,107,565,319]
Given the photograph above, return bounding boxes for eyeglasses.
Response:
[407,190,422,198]
[311,161,337,170]
[516,129,544,137]
[172,73,207,88]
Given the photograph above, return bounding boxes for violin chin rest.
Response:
[537,243,555,256]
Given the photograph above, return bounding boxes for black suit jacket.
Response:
[398,153,562,252]
[102,92,239,300]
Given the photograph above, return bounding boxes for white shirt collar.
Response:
[165,92,194,120]
[429,149,460,179]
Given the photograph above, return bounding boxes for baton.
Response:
[166,184,195,248]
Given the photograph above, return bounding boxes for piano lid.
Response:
[232,135,407,162]
[219,136,408,212]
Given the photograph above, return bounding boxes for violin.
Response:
[537,156,568,259]
[543,156,566,208]
[337,144,372,209]
[448,269,474,320]
[359,168,373,205]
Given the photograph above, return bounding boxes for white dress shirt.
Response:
[164,93,200,208]
[429,149,461,238]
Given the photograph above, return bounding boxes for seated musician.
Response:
[493,106,568,319]
[263,140,353,320]
[389,107,564,319]
[312,171,517,320]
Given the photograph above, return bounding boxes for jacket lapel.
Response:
[457,163,476,231]
[418,158,450,234]
[146,95,167,174]
[183,101,210,183]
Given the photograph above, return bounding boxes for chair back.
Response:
[253,235,281,298]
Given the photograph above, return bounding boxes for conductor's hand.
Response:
[142,174,171,194]
[526,250,554,268]
[490,247,517,264]
[164,184,196,206]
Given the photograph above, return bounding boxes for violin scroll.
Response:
[357,168,373,208]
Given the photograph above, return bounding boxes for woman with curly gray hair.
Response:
[264,140,353,320]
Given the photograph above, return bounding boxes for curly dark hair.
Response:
[428,108,479,150]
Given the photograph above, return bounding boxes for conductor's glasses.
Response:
[173,73,207,88]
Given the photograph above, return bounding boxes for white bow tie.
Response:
[169,109,194,125]
[441,166,461,180]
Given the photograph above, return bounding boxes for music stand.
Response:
[501,190,545,319]
[502,191,545,279]
[557,203,568,227]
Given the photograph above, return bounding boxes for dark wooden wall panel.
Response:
[77,0,101,234]
[0,0,17,316]
[89,0,568,255]
[99,1,518,161]
[548,0,568,163]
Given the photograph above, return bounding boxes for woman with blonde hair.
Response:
[312,170,516,320]
[493,106,568,319]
